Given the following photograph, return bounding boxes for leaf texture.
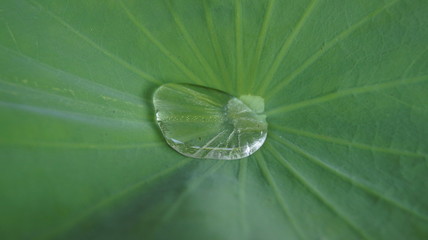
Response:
[0,0,427,239]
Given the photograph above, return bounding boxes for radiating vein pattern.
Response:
[270,133,428,221]
[238,158,249,237]
[119,1,205,86]
[265,143,371,239]
[165,0,222,88]
[0,43,148,101]
[264,0,401,99]
[247,0,275,91]
[256,0,319,95]
[1,0,428,239]
[271,124,427,158]
[203,0,231,89]
[37,158,193,240]
[256,153,304,239]
[235,0,244,94]
[267,75,428,116]
[26,0,160,85]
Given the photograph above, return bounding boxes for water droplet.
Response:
[153,83,268,160]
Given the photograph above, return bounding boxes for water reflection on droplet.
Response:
[153,83,267,160]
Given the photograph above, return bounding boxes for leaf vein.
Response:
[0,101,148,128]
[256,154,304,240]
[266,142,371,239]
[119,1,204,85]
[235,0,244,93]
[166,0,222,88]
[271,124,427,158]
[203,1,231,89]
[258,0,319,96]
[36,159,193,240]
[156,161,225,227]
[266,0,400,100]
[271,134,428,222]
[0,45,145,105]
[238,158,249,238]
[27,0,161,85]
[267,75,428,116]
[248,0,276,92]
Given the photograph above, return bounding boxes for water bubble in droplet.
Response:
[153,83,267,160]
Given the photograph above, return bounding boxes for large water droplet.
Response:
[153,83,267,160]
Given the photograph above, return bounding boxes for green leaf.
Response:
[1,0,427,239]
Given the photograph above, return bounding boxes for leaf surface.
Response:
[1,0,427,239]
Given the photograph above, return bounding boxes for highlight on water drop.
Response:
[153,83,267,160]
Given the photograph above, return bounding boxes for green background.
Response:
[1,0,427,239]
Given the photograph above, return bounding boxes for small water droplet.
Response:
[153,83,267,160]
